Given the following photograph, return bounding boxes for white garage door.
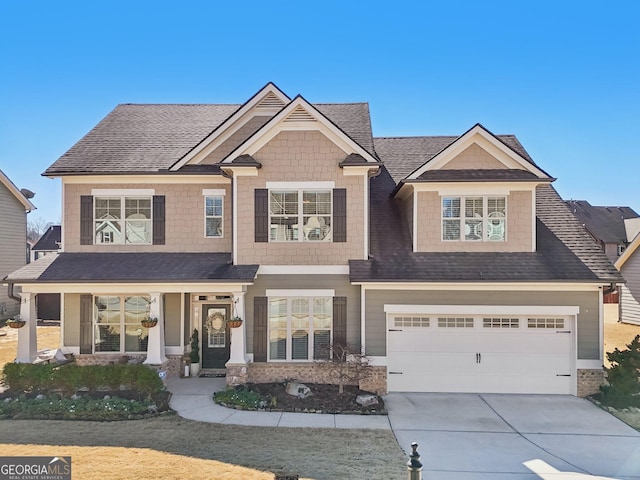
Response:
[387,315,574,394]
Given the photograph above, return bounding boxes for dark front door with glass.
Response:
[201,304,231,369]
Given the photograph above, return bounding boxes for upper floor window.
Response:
[205,196,223,237]
[269,190,332,242]
[442,196,506,242]
[95,197,151,244]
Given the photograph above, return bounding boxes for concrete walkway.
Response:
[167,377,391,430]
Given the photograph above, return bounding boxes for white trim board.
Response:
[258,265,349,275]
[91,188,155,196]
[383,304,580,316]
[266,289,335,297]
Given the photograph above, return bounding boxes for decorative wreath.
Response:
[205,311,225,331]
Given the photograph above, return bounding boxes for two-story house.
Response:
[0,169,35,320]
[4,83,622,397]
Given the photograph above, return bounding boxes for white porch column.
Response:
[144,293,167,365]
[227,292,247,365]
[16,293,37,363]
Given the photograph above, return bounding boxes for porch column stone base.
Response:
[226,363,248,386]
[577,368,605,397]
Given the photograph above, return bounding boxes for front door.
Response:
[201,304,231,369]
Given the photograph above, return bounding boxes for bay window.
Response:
[442,196,506,241]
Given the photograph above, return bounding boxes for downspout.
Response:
[6,281,21,303]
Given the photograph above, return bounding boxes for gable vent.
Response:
[284,105,316,122]
[256,92,286,109]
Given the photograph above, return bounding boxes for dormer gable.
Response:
[170,83,290,170]
[220,95,380,165]
[406,124,552,181]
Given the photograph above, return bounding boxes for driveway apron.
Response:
[385,393,640,480]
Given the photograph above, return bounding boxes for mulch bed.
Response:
[233,382,385,414]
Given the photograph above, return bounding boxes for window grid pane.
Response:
[483,317,519,328]
[394,316,430,327]
[205,196,223,237]
[527,318,565,329]
[438,317,474,328]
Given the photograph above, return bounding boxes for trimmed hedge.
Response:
[2,363,163,398]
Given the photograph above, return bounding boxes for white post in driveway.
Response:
[226,291,248,385]
[144,292,167,365]
[16,292,37,363]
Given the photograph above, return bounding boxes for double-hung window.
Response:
[94,295,151,353]
[269,190,332,241]
[204,196,223,237]
[442,196,506,241]
[268,297,332,361]
[95,196,152,244]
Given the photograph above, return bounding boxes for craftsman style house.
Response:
[4,83,622,396]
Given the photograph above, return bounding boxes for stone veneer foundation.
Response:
[227,363,387,395]
[577,368,606,397]
[74,354,182,378]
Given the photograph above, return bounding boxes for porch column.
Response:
[228,292,247,365]
[16,293,37,363]
[144,292,167,365]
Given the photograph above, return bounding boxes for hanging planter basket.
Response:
[6,318,26,329]
[141,317,158,328]
[227,317,243,328]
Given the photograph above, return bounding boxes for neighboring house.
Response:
[3,83,623,397]
[565,200,639,263]
[0,169,35,320]
[32,225,62,320]
[32,225,61,260]
[615,234,640,325]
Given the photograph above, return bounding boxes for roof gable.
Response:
[406,124,551,180]
[220,95,380,164]
[0,169,35,211]
[171,83,290,170]
[616,230,640,269]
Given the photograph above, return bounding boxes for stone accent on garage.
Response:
[577,368,606,397]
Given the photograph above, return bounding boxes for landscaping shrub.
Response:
[601,335,640,408]
[0,394,157,421]
[214,386,260,409]
[1,363,163,398]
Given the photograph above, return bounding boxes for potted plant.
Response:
[6,314,26,329]
[227,316,243,328]
[141,316,158,328]
[190,329,200,377]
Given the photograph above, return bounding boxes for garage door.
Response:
[387,315,574,394]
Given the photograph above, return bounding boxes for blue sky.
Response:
[1,1,638,224]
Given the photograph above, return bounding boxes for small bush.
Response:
[2,363,163,398]
[214,386,260,409]
[601,335,640,408]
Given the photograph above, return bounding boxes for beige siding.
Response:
[620,255,640,325]
[164,293,182,346]
[442,144,507,170]
[201,116,271,164]
[416,190,533,252]
[63,293,81,347]
[364,289,600,359]
[64,182,231,252]
[0,184,27,319]
[236,130,365,265]
[245,274,360,354]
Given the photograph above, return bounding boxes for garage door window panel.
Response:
[438,317,474,328]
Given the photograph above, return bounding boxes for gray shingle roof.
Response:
[350,166,623,283]
[5,253,258,283]
[32,225,61,252]
[45,102,376,176]
[414,169,544,182]
[565,200,639,244]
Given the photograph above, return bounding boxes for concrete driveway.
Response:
[385,393,640,479]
